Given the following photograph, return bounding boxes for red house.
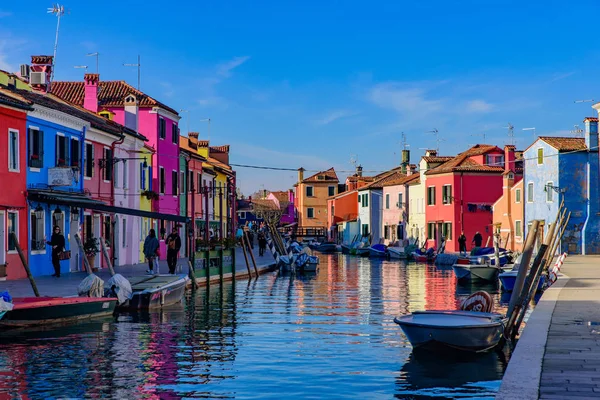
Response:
[0,92,32,280]
[424,144,520,252]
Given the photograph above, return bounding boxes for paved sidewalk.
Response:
[0,245,276,298]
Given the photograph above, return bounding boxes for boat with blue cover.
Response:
[369,243,388,257]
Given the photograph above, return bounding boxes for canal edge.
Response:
[496,273,571,400]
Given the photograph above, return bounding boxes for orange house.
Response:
[492,168,525,252]
[295,167,339,228]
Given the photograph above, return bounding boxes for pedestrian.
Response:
[472,231,483,249]
[458,232,467,255]
[46,226,65,277]
[258,231,267,256]
[248,229,255,249]
[166,226,181,274]
[143,229,160,275]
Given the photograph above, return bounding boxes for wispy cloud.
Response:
[464,99,494,113]
[196,56,250,108]
[159,82,175,98]
[216,56,250,78]
[548,71,576,83]
[369,83,444,116]
[317,109,357,125]
[81,41,98,52]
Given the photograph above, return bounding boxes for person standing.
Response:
[258,231,267,256]
[143,229,160,275]
[166,227,182,274]
[46,226,65,277]
[458,232,467,255]
[472,231,483,249]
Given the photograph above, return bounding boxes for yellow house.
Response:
[295,167,339,228]
[138,144,156,262]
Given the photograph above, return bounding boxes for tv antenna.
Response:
[87,52,99,73]
[48,4,68,81]
[123,55,141,91]
[470,132,487,143]
[401,132,410,150]
[349,154,358,168]
[73,65,88,72]
[427,128,444,153]
[571,124,584,138]
[506,123,515,146]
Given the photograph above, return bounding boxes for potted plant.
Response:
[141,190,159,200]
[83,236,100,271]
[210,237,223,250]
[223,237,237,249]
[195,238,210,251]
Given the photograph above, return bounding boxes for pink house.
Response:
[267,190,296,225]
[381,172,419,245]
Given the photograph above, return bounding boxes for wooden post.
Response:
[74,234,93,275]
[506,220,540,320]
[11,232,40,297]
[244,230,259,278]
[188,260,198,290]
[543,209,567,272]
[240,234,252,278]
[98,236,115,276]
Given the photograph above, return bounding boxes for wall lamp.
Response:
[544,184,566,194]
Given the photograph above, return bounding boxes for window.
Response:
[384,225,390,240]
[159,118,166,139]
[103,148,113,181]
[30,211,45,252]
[546,181,553,202]
[306,186,314,197]
[172,124,179,144]
[8,129,19,172]
[84,142,94,178]
[398,224,404,240]
[104,215,112,245]
[515,188,521,203]
[442,222,452,240]
[328,186,335,197]
[122,219,127,248]
[485,154,504,166]
[362,223,369,236]
[527,182,534,203]
[70,138,80,168]
[180,171,186,194]
[537,148,544,165]
[7,212,17,252]
[122,160,128,189]
[427,186,436,206]
[84,214,92,241]
[140,161,146,190]
[28,128,44,168]
[398,193,403,208]
[385,193,390,209]
[172,170,178,197]
[52,211,64,236]
[427,222,436,240]
[55,135,69,167]
[515,220,522,237]
[239,211,247,219]
[113,161,120,188]
[159,167,165,194]
[442,185,452,204]
[307,207,314,218]
[189,171,195,192]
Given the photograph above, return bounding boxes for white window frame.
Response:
[84,141,93,180]
[546,181,553,203]
[306,186,314,197]
[7,211,18,253]
[385,193,390,209]
[398,192,403,208]
[28,126,42,172]
[103,146,111,183]
[159,117,166,140]
[70,137,80,169]
[122,219,127,248]
[30,210,46,255]
[122,160,128,189]
[172,169,178,197]
[307,207,315,218]
[427,222,436,240]
[537,148,544,165]
[180,171,185,195]
[515,188,521,204]
[8,128,19,173]
[527,182,534,203]
[427,186,436,206]
[239,211,247,219]
[442,184,452,205]
[515,220,522,238]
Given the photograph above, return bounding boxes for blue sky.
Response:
[1,0,600,194]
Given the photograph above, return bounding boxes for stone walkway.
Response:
[0,245,276,298]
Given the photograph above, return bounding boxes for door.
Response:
[93,214,101,270]
[70,218,79,272]
[0,212,5,266]
[436,222,443,251]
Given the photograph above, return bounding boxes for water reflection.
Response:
[0,254,512,399]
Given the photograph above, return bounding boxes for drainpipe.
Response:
[460,172,464,232]
[582,161,590,255]
[110,134,125,265]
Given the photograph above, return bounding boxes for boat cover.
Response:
[371,244,387,252]
[106,274,133,305]
[78,274,104,298]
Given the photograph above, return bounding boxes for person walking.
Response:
[143,229,160,275]
[258,231,267,256]
[166,227,182,274]
[46,226,65,277]
[458,232,467,255]
[472,231,483,250]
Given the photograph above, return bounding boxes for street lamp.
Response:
[544,183,566,203]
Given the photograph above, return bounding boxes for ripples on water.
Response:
[0,254,513,399]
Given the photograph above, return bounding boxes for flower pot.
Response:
[86,255,96,271]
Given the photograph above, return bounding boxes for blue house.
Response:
[236,198,264,227]
[523,117,599,254]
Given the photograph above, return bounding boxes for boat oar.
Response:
[99,236,132,305]
[74,234,105,298]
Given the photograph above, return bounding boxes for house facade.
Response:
[424,145,517,253]
[295,167,339,229]
[492,165,525,252]
[0,91,32,280]
[523,120,599,254]
[267,190,295,226]
[327,190,359,244]
[138,144,155,262]
[357,172,403,244]
[382,173,419,246]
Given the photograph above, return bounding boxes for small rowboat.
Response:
[387,247,407,259]
[369,244,387,258]
[120,274,189,310]
[499,270,546,292]
[452,264,500,282]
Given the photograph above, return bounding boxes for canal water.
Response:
[0,254,514,399]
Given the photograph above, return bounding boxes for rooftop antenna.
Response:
[123,55,141,91]
[522,127,536,140]
[349,154,358,168]
[74,65,88,72]
[506,123,515,146]
[47,4,67,81]
[87,52,99,73]
[401,132,410,150]
[427,128,444,153]
[470,132,486,143]
[574,99,595,104]
[571,124,584,138]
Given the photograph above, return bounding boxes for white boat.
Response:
[295,252,319,272]
[387,247,407,259]
[452,264,500,282]
[394,310,507,352]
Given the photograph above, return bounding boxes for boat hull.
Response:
[356,248,370,257]
[122,275,188,310]
[369,248,387,258]
[413,254,436,263]
[453,265,500,282]
[341,245,351,254]
[394,311,506,352]
[388,248,407,259]
[0,297,117,328]
[499,272,546,292]
[314,244,338,253]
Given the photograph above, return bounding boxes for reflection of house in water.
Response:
[406,265,427,313]
[380,262,409,318]
[425,267,459,310]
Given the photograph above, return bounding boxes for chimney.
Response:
[124,94,139,131]
[409,164,417,175]
[83,73,99,113]
[356,165,363,177]
[401,149,410,174]
[29,55,53,93]
[297,167,305,183]
[288,188,294,203]
[584,117,599,151]
[6,76,16,90]
[425,149,437,157]
[504,145,516,172]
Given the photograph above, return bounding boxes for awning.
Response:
[27,189,189,223]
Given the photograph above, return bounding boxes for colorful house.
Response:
[180,133,207,252]
[0,90,32,280]
[492,147,525,252]
[52,75,181,259]
[408,151,452,247]
[266,190,295,226]
[381,171,419,246]
[295,167,339,229]
[424,144,519,253]
[138,144,155,262]
[523,119,599,254]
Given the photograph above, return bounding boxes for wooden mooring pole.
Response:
[74,234,93,275]
[240,233,253,279]
[11,232,40,297]
[244,231,259,278]
[99,236,115,276]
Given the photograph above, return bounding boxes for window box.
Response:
[141,190,159,200]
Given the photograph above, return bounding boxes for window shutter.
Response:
[65,138,70,166]
[28,128,33,162]
[91,144,95,177]
[148,166,153,191]
[36,214,44,245]
[55,136,60,166]
[140,162,145,190]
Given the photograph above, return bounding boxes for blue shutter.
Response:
[148,166,153,191]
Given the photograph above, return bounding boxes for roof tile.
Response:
[302,167,339,183]
[538,136,587,152]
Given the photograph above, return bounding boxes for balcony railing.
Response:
[29,157,43,168]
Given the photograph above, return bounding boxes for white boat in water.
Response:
[394,310,507,352]
[387,247,407,259]
[452,264,501,282]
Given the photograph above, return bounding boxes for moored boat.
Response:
[121,274,189,310]
[369,244,387,257]
[412,248,436,263]
[341,244,352,254]
[387,247,407,259]
[356,247,370,257]
[452,264,501,282]
[311,242,338,253]
[295,252,320,272]
[0,297,118,328]
[499,270,546,292]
